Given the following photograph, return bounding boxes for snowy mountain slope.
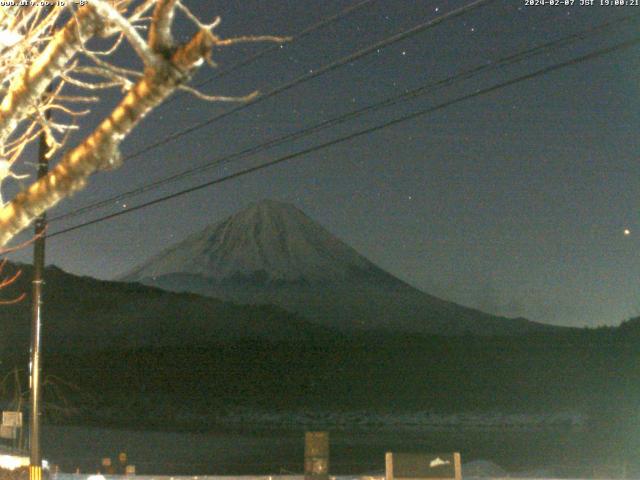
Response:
[124,200,398,285]
[123,200,557,336]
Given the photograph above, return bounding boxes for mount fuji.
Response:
[123,200,555,336]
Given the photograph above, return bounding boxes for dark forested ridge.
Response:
[0,263,336,355]
[0,261,638,438]
[2,322,636,432]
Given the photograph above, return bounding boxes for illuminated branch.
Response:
[86,0,158,67]
[0,5,103,146]
[178,84,258,102]
[0,8,210,246]
[0,226,45,255]
[0,257,25,305]
[149,0,177,53]
[0,1,287,247]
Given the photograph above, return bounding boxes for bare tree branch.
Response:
[178,84,258,103]
[149,0,178,53]
[0,6,103,145]
[0,257,25,304]
[0,1,284,247]
[86,0,158,67]
[0,28,217,246]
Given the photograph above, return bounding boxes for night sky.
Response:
[5,0,640,328]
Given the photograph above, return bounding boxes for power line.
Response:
[122,0,496,161]
[160,0,377,109]
[49,12,640,224]
[46,0,502,223]
[47,36,640,239]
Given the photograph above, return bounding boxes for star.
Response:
[624,229,631,236]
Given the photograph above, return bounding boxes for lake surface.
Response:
[39,424,614,477]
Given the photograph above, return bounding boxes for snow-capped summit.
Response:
[124,200,555,335]
[124,199,394,285]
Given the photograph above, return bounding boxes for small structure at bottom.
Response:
[385,452,461,480]
[304,431,329,480]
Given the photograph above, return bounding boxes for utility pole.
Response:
[29,99,50,480]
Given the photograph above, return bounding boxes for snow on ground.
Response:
[190,409,586,432]
[38,415,598,478]
[462,460,509,477]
